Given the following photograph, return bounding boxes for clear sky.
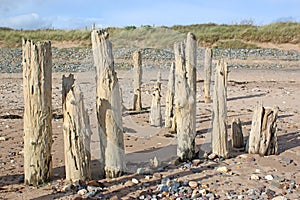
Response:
[0,0,299,30]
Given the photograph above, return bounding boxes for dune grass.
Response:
[0,22,299,48]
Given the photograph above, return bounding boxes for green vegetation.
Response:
[0,22,299,48]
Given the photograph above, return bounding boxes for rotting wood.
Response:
[174,33,197,161]
[204,48,213,103]
[22,38,52,186]
[231,118,244,149]
[165,62,175,128]
[132,50,143,111]
[248,102,279,156]
[150,71,162,127]
[62,74,91,181]
[211,59,229,158]
[91,29,125,178]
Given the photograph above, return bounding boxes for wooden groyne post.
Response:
[62,74,92,181]
[211,59,229,158]
[22,39,52,185]
[91,29,125,178]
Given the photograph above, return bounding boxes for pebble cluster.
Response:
[0,47,299,73]
[45,153,299,200]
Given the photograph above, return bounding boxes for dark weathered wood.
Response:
[174,33,197,161]
[22,39,52,186]
[91,29,125,178]
[165,62,175,128]
[248,103,279,156]
[132,50,143,111]
[212,59,228,158]
[62,74,91,181]
[231,118,244,149]
[204,48,213,103]
[150,71,162,127]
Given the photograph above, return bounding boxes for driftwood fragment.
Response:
[212,59,228,158]
[248,103,279,156]
[22,39,52,186]
[91,29,125,178]
[62,74,92,181]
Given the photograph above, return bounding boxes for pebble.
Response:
[77,189,87,196]
[208,153,218,160]
[250,174,260,180]
[132,178,139,184]
[216,166,229,173]
[0,137,6,141]
[188,181,198,188]
[265,174,274,181]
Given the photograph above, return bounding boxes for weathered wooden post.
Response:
[174,33,197,161]
[91,29,125,178]
[165,62,175,128]
[204,48,213,103]
[132,50,143,111]
[248,103,279,156]
[212,59,228,158]
[150,71,162,127]
[62,74,92,181]
[231,118,244,149]
[22,39,52,185]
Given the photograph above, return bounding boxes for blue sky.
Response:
[0,0,299,30]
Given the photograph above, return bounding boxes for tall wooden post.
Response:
[204,48,213,103]
[165,62,175,128]
[174,34,196,161]
[150,71,162,127]
[212,59,228,158]
[248,103,279,156]
[91,30,125,178]
[132,50,143,111]
[22,39,52,186]
[62,74,92,181]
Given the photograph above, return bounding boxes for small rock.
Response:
[132,178,139,184]
[250,174,260,180]
[199,189,207,195]
[265,175,274,181]
[86,190,97,197]
[216,166,229,173]
[208,153,218,160]
[77,189,87,196]
[87,185,100,192]
[157,184,169,192]
[0,137,6,141]
[137,167,151,175]
[189,181,198,188]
